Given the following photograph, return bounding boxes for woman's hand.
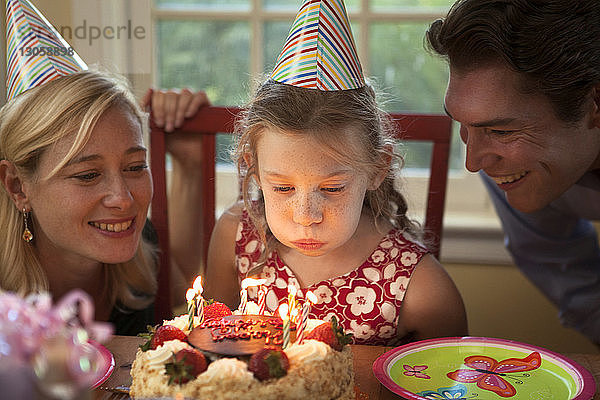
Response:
[141,88,211,168]
[141,88,210,132]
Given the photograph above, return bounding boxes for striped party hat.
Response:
[270,0,365,91]
[5,0,87,101]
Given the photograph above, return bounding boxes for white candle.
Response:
[287,284,297,318]
[279,303,290,349]
[186,288,197,331]
[186,276,204,330]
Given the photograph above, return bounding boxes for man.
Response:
[426,0,600,343]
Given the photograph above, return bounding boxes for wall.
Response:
[29,0,152,97]
[446,262,598,354]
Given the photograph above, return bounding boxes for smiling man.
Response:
[426,0,600,344]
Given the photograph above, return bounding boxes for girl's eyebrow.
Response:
[66,146,147,166]
[263,169,353,179]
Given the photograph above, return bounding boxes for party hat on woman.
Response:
[270,0,365,91]
[5,0,87,101]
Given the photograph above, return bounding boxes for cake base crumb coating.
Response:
[130,343,355,399]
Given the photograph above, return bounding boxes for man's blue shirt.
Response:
[481,171,600,343]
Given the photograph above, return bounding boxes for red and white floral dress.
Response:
[236,210,428,345]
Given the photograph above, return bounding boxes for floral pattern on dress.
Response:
[234,210,428,345]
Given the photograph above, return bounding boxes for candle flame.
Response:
[288,284,297,296]
[306,291,317,304]
[278,303,289,319]
[241,277,267,289]
[245,301,259,314]
[186,288,196,302]
[192,276,204,293]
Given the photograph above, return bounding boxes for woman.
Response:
[0,69,207,335]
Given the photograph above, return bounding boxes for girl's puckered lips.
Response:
[291,239,325,251]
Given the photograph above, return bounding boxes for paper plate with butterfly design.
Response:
[373,337,595,400]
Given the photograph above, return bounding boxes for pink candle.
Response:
[296,291,317,344]
[241,278,266,315]
[257,287,267,315]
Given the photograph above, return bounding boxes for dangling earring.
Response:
[22,208,33,242]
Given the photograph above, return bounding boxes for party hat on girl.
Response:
[270,0,365,91]
[5,0,87,101]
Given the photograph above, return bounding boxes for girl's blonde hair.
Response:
[0,69,157,310]
[234,80,423,259]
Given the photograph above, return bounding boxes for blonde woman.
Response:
[0,70,208,335]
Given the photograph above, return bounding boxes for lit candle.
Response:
[193,276,205,325]
[240,278,267,315]
[290,305,299,326]
[186,289,196,331]
[186,276,204,331]
[287,284,297,318]
[245,301,259,315]
[296,291,317,344]
[278,303,290,349]
[257,287,267,315]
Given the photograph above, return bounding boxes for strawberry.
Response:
[304,316,353,351]
[165,348,208,385]
[203,299,232,321]
[248,346,290,381]
[139,324,188,351]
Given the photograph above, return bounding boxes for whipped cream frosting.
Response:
[200,358,255,383]
[284,339,330,364]
[142,339,192,372]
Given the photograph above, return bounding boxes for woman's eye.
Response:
[273,186,293,193]
[74,172,100,181]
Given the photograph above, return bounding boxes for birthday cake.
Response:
[130,307,355,399]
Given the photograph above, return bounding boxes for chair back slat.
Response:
[150,106,452,322]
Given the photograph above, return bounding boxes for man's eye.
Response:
[490,129,516,135]
[128,164,148,172]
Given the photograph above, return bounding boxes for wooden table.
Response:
[94,336,600,400]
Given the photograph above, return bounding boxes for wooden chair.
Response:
[149,106,452,322]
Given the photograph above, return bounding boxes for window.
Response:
[151,0,508,263]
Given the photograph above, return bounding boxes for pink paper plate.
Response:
[89,339,115,389]
[373,336,596,400]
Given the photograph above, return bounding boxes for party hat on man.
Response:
[5,0,87,101]
[270,0,365,91]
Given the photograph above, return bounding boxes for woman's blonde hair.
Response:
[234,80,423,260]
[0,69,157,310]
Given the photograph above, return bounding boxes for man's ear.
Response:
[369,145,393,190]
[589,84,600,129]
[0,160,31,210]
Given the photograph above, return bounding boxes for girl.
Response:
[205,80,467,345]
